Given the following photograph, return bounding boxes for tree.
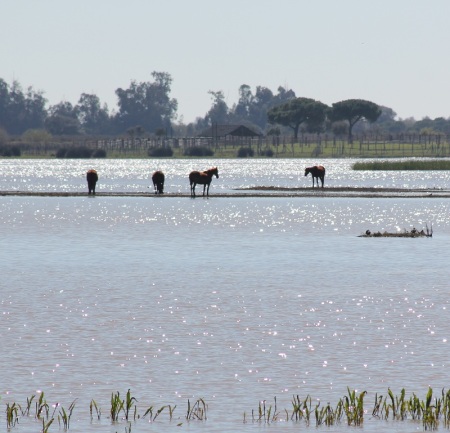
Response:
[0,79,8,128]
[45,101,80,135]
[76,93,110,134]
[205,90,230,125]
[234,84,253,119]
[6,81,26,134]
[238,85,296,131]
[23,86,47,131]
[267,97,328,139]
[0,80,47,135]
[329,99,381,143]
[113,71,177,134]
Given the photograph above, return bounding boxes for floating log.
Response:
[359,225,433,238]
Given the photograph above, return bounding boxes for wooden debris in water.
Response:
[359,224,433,238]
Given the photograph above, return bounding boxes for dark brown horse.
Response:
[86,169,98,195]
[152,170,165,194]
[304,165,325,188]
[189,167,219,197]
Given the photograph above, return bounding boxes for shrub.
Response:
[264,148,274,157]
[55,148,68,158]
[22,129,52,144]
[56,146,96,158]
[183,146,214,157]
[64,146,93,158]
[237,146,254,157]
[92,149,107,158]
[0,127,9,147]
[0,145,21,157]
[148,146,173,157]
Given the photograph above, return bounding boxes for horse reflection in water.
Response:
[151,170,165,194]
[304,165,325,188]
[189,167,219,197]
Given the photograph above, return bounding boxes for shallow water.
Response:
[1,159,450,432]
[2,157,450,193]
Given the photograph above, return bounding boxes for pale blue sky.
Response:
[2,0,450,123]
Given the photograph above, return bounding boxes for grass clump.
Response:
[352,160,450,171]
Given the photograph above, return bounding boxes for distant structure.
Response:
[198,124,261,139]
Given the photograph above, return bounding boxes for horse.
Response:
[86,169,98,195]
[189,167,219,197]
[304,165,325,188]
[151,170,165,194]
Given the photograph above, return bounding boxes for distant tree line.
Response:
[0,71,177,138]
[2,72,450,145]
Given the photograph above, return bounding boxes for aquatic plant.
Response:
[124,389,137,421]
[110,391,124,422]
[6,402,19,428]
[41,417,54,433]
[254,398,280,423]
[18,394,35,416]
[8,387,450,431]
[352,160,450,171]
[343,387,367,426]
[186,398,207,421]
[145,405,165,422]
[35,392,49,420]
[89,399,101,421]
[57,399,76,429]
[290,394,313,424]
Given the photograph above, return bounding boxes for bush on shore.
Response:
[183,146,214,157]
[148,146,174,157]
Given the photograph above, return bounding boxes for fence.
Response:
[16,132,450,158]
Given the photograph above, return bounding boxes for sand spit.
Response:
[1,187,449,198]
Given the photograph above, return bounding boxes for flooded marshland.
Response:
[1,158,450,432]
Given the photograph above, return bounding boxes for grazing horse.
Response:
[86,169,98,195]
[189,167,219,197]
[152,170,165,194]
[304,165,325,188]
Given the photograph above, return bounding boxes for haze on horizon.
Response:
[2,0,449,124]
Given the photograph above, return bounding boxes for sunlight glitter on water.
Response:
[3,158,450,192]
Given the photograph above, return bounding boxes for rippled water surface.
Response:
[2,157,450,192]
[1,159,450,432]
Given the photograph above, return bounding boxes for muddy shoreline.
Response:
[1,186,449,198]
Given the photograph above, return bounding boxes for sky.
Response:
[2,0,450,124]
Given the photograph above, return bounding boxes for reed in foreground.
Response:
[5,387,450,431]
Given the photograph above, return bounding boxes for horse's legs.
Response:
[202,184,207,196]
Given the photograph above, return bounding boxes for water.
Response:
[1,159,450,432]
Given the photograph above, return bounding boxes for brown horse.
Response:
[86,169,98,195]
[189,167,219,197]
[152,170,165,194]
[304,165,325,188]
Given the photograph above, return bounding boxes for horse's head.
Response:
[304,167,310,176]
[211,167,219,178]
